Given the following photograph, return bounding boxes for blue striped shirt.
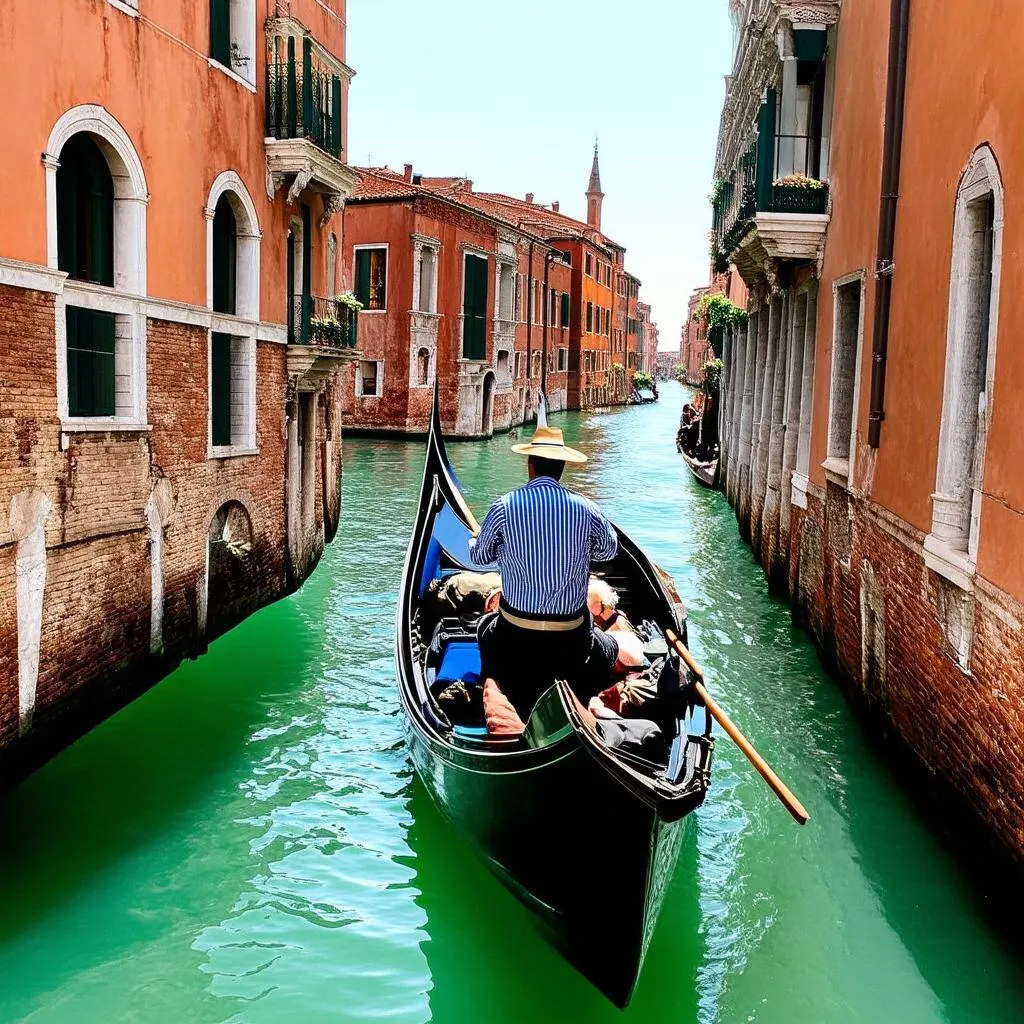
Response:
[471,476,618,616]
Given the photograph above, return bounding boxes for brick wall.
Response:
[785,487,1024,868]
[0,286,329,784]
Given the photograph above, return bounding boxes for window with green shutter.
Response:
[560,292,570,328]
[354,247,387,309]
[212,195,237,315]
[57,134,114,287]
[586,301,593,333]
[211,332,233,446]
[210,0,230,66]
[66,307,115,417]
[462,253,488,360]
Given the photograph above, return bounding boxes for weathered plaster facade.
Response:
[0,0,359,783]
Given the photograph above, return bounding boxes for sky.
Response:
[346,0,733,352]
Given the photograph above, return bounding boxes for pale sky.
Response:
[347,0,732,351]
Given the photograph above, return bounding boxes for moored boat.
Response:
[396,389,715,1007]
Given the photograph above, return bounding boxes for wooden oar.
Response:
[665,628,810,826]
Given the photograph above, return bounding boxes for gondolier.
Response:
[471,415,619,721]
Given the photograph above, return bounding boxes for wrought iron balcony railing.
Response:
[266,37,342,160]
[712,95,829,264]
[289,294,358,347]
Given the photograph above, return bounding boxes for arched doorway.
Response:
[206,500,255,637]
[481,372,495,437]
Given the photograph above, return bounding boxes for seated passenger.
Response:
[587,577,633,633]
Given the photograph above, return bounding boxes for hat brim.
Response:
[511,441,587,464]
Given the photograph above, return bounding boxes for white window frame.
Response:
[205,170,261,320]
[925,145,1004,592]
[209,0,258,92]
[45,105,150,432]
[822,270,866,488]
[411,234,440,314]
[411,346,434,389]
[356,358,384,398]
[208,331,258,458]
[354,243,390,314]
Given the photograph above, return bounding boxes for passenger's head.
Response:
[587,576,619,620]
[527,455,566,481]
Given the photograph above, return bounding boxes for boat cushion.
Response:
[437,641,482,684]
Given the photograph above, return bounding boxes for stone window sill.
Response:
[923,533,976,593]
[208,445,260,460]
[62,418,151,433]
[207,58,257,94]
[821,456,850,488]
[359,308,387,315]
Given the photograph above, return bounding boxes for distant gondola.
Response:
[395,388,715,1008]
[677,442,719,489]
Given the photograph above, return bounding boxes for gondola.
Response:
[396,388,715,1007]
[677,442,719,489]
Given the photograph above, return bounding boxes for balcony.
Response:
[286,294,360,392]
[265,35,358,217]
[713,91,831,287]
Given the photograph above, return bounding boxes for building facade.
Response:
[338,167,572,437]
[637,301,659,375]
[341,149,649,435]
[0,0,358,780]
[713,0,1024,870]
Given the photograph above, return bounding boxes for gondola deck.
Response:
[396,389,714,1007]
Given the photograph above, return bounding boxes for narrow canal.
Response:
[2,382,1023,1023]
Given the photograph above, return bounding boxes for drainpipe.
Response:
[867,0,911,448]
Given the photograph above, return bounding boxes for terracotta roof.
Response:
[350,168,421,201]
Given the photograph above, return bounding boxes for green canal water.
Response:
[2,382,1023,1023]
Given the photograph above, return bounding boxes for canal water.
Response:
[2,382,1023,1023]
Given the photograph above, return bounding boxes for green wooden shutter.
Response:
[756,87,777,212]
[463,255,487,359]
[355,250,371,306]
[211,332,232,446]
[210,0,230,65]
[586,302,593,333]
[67,307,115,417]
[561,292,570,328]
[212,196,237,315]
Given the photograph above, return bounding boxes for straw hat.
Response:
[511,424,587,464]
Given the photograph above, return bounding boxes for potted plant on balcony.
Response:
[336,291,363,348]
[694,294,747,356]
[310,315,345,346]
[771,173,829,214]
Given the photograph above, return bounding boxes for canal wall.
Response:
[717,321,1024,873]
[0,287,344,789]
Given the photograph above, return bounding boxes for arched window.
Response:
[327,233,338,297]
[212,194,237,315]
[57,135,116,417]
[417,347,430,386]
[47,107,148,424]
[57,134,114,287]
[206,173,261,454]
[929,145,1004,577]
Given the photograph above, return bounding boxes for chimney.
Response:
[552,201,560,213]
[404,163,413,183]
[525,192,534,204]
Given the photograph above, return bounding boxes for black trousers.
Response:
[478,610,617,721]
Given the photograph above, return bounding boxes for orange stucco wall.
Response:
[817,0,1024,596]
[0,0,349,322]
